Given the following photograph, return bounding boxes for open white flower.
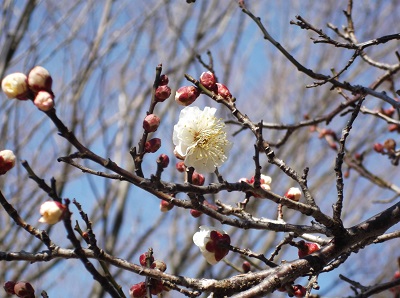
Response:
[173,106,232,174]
[193,225,230,265]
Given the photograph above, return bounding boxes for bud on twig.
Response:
[27,66,53,93]
[0,150,16,175]
[34,91,54,111]
[145,138,161,153]
[175,86,200,106]
[143,114,160,132]
[1,73,30,99]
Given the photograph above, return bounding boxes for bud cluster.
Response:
[1,66,55,111]
[3,281,35,298]
[130,252,168,297]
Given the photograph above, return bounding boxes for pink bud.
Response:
[4,281,16,294]
[0,150,16,175]
[297,240,320,258]
[129,282,146,298]
[242,261,251,273]
[157,154,169,168]
[145,138,161,153]
[160,200,173,212]
[284,187,302,202]
[175,161,186,172]
[159,74,169,86]
[383,107,395,117]
[27,66,53,93]
[388,124,400,132]
[175,86,200,106]
[155,85,171,102]
[216,83,232,99]
[13,281,35,298]
[200,71,217,91]
[34,91,54,111]
[192,171,205,186]
[143,114,160,132]
[190,209,202,218]
[150,280,164,295]
[373,143,384,153]
[1,73,29,100]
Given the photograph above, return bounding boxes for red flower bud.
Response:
[297,240,320,258]
[175,86,200,106]
[155,85,171,102]
[388,124,400,132]
[143,114,160,132]
[216,83,232,99]
[3,281,16,294]
[160,200,173,212]
[129,282,146,298]
[139,253,154,267]
[200,71,217,91]
[242,261,251,273]
[27,66,53,93]
[157,154,169,168]
[373,143,384,153]
[190,209,202,218]
[191,171,205,186]
[175,161,186,172]
[159,74,169,86]
[292,284,306,297]
[145,138,161,153]
[13,281,35,298]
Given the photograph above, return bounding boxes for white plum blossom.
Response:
[193,225,230,265]
[38,201,65,224]
[173,106,232,174]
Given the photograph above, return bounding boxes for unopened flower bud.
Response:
[160,200,173,212]
[139,252,154,266]
[192,171,205,186]
[0,150,16,175]
[34,91,54,111]
[190,209,202,218]
[175,161,186,172]
[159,74,169,86]
[153,260,167,272]
[13,281,35,298]
[373,143,384,153]
[216,83,232,99]
[292,284,306,297]
[155,85,171,102]
[1,73,29,99]
[157,154,169,168]
[38,201,65,224]
[175,86,200,106]
[129,282,146,298]
[383,138,396,152]
[143,114,160,132]
[4,281,16,294]
[383,107,395,117]
[27,66,53,93]
[150,280,164,295]
[200,71,217,91]
[284,187,302,202]
[242,261,251,273]
[145,138,161,153]
[297,240,320,258]
[388,124,400,132]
